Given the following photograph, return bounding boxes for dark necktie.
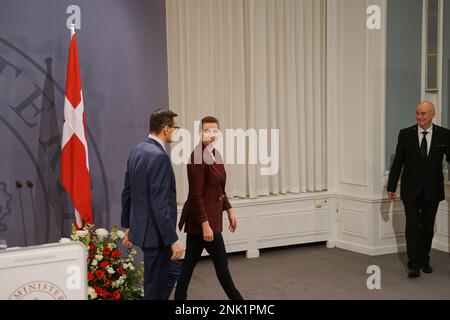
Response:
[421,131,428,158]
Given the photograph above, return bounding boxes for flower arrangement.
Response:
[61,224,144,300]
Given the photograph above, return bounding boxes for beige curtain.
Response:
[166,0,327,203]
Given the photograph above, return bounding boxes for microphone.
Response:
[16,180,28,246]
[27,180,39,244]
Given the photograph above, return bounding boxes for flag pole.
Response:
[62,21,93,230]
[70,22,80,230]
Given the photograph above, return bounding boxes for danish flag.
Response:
[61,28,93,228]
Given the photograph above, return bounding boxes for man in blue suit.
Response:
[121,108,184,300]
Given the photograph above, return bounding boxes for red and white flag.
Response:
[61,28,93,229]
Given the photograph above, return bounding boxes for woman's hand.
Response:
[202,221,214,242]
[227,209,237,233]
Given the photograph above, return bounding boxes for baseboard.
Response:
[335,240,407,256]
[432,239,450,253]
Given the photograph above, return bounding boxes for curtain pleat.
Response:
[166,0,327,203]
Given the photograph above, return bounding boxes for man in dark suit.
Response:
[388,101,450,278]
[121,108,184,299]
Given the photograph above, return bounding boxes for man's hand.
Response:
[202,221,214,242]
[387,192,397,199]
[171,240,184,261]
[227,209,237,233]
[123,228,133,247]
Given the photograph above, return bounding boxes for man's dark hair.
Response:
[200,116,220,132]
[149,108,178,134]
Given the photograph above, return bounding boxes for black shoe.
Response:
[421,265,433,273]
[408,269,421,278]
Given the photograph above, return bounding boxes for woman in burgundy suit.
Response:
[174,116,243,300]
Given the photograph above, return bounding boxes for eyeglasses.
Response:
[168,125,181,131]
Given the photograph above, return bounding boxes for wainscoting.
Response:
[176,189,450,259]
[176,193,335,258]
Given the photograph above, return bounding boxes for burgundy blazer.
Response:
[178,143,232,234]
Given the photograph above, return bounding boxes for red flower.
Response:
[100,261,109,268]
[108,274,113,278]
[117,267,125,275]
[94,286,102,294]
[105,281,112,288]
[112,250,121,258]
[88,253,95,258]
[95,270,105,279]
[87,272,94,281]
[113,291,121,300]
[102,289,109,298]
[89,244,95,251]
[103,247,111,255]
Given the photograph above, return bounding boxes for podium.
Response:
[0,242,87,300]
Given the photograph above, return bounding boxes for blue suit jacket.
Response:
[121,137,178,248]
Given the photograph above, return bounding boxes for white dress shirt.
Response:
[149,134,167,152]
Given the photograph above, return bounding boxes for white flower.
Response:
[88,287,97,299]
[59,238,72,244]
[116,276,126,286]
[129,265,135,271]
[117,230,125,239]
[75,230,88,238]
[107,267,115,274]
[92,260,98,266]
[95,255,103,261]
[110,231,118,241]
[95,228,109,238]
